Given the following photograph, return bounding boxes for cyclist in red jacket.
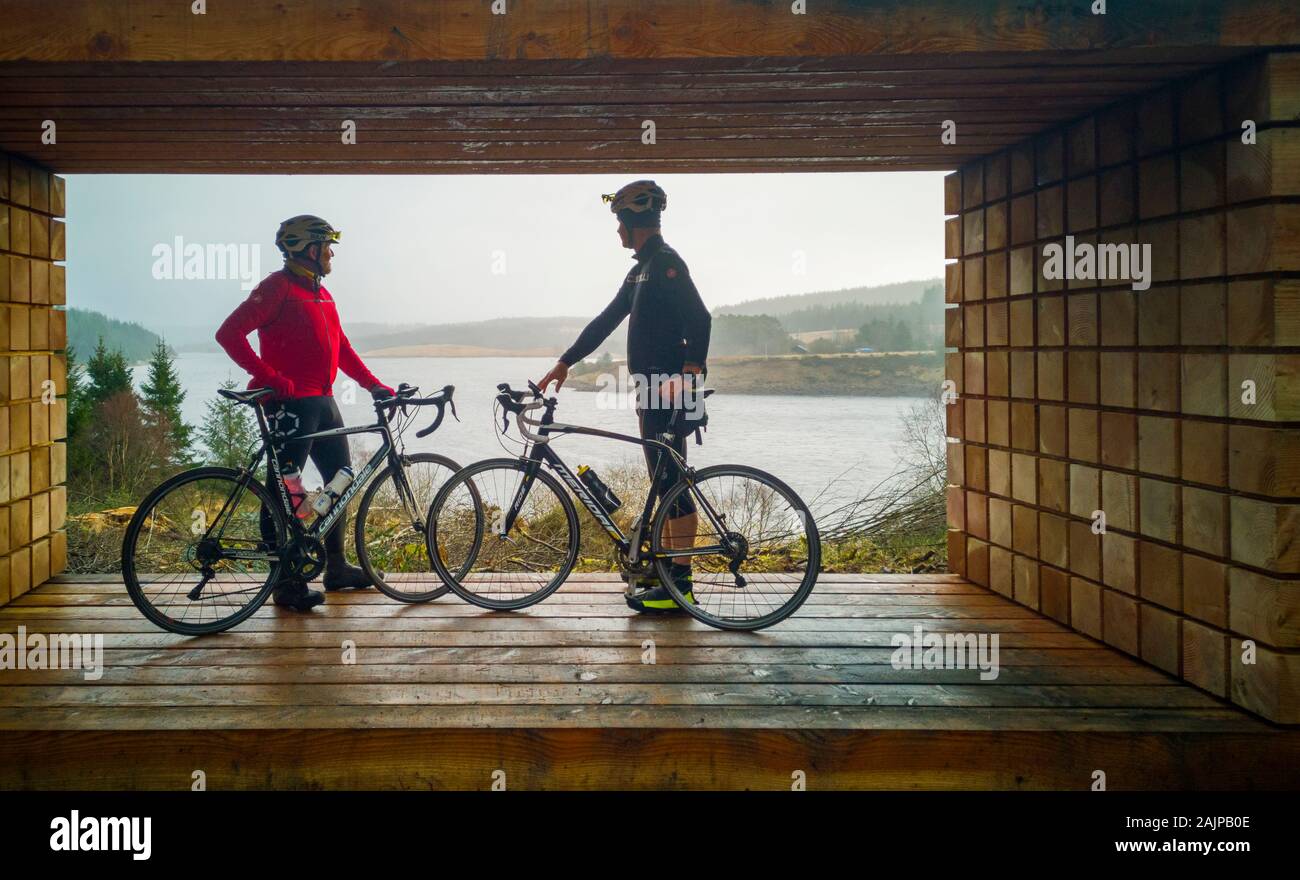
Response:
[216,215,394,611]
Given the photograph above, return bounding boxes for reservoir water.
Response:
[135,353,930,519]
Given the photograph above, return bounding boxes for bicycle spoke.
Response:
[430,462,575,609]
[125,470,282,634]
[357,455,462,601]
[656,468,818,629]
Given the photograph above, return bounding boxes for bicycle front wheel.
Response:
[122,467,286,635]
[427,458,579,611]
[355,452,473,602]
[651,464,820,631]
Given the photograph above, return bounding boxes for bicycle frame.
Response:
[507,407,732,567]
[205,401,420,560]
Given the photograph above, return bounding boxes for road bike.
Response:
[122,383,477,634]
[425,381,820,631]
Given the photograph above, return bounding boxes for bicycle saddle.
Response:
[217,387,275,404]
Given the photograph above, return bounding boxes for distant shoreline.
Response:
[565,351,944,397]
[362,344,562,358]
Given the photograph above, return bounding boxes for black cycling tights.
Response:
[260,395,352,556]
[638,406,696,518]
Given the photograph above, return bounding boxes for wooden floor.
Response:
[1,573,1296,790]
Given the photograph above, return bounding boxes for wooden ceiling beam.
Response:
[30,159,968,174]
[0,2,1285,173]
[1,0,1294,63]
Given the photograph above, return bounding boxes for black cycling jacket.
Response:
[559,235,711,376]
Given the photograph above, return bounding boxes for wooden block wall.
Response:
[944,52,1300,724]
[0,151,67,606]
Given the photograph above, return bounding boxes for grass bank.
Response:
[567,351,943,396]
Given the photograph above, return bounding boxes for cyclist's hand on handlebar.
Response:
[369,382,396,401]
[536,361,568,393]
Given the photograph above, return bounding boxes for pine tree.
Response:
[64,345,93,442]
[64,345,97,499]
[200,378,260,470]
[140,339,192,463]
[85,336,134,405]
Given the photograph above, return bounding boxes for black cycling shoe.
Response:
[272,579,325,611]
[323,560,377,591]
[625,582,696,614]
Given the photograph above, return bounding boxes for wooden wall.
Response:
[0,151,67,605]
[944,51,1300,724]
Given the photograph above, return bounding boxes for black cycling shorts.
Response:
[260,395,352,555]
[638,406,695,518]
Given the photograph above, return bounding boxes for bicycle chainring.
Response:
[283,535,327,580]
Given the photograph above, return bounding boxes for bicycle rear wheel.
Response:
[355,452,475,602]
[122,467,286,635]
[650,464,820,631]
[427,458,579,611]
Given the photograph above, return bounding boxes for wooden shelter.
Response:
[0,0,1297,787]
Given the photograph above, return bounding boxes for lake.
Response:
[135,353,929,519]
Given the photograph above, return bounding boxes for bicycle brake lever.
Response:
[449,399,460,422]
[501,408,511,434]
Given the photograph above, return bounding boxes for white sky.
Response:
[66,172,946,339]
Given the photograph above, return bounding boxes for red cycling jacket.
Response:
[215,268,382,399]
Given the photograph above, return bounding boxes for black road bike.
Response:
[426,382,820,631]
[122,383,477,634]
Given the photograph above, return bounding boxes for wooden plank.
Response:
[45,570,968,581]
[7,578,988,595]
[0,1,1287,63]
[0,62,1220,94]
[8,141,1026,163]
[3,724,1296,790]
[0,82,1191,109]
[0,614,1065,633]
[0,629,1098,652]
[75,645,1140,668]
[17,159,973,174]
[0,662,1174,687]
[12,590,1015,608]
[0,704,1270,734]
[0,682,1224,711]
[0,51,1254,80]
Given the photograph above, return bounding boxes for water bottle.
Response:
[283,467,310,520]
[311,466,355,516]
[577,465,622,515]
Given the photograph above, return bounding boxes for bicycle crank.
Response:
[283,535,328,581]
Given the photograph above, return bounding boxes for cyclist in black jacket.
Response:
[537,180,712,613]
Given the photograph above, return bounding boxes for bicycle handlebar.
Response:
[372,383,458,438]
[495,382,555,444]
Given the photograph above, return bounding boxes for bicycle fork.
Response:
[496,461,540,541]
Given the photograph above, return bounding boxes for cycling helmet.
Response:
[602,180,666,228]
[276,215,342,258]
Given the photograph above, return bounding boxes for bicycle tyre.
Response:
[354,452,479,603]
[122,466,287,635]
[427,458,580,611]
[650,464,820,631]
